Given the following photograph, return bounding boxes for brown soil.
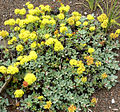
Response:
[0,0,120,112]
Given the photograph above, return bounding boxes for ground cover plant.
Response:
[0,1,120,112]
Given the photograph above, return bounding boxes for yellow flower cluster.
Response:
[26,2,34,9]
[91,97,97,104]
[19,30,37,41]
[83,21,88,26]
[81,76,87,83]
[4,19,16,26]
[24,73,37,85]
[8,36,17,45]
[54,41,64,51]
[39,5,51,12]
[38,96,44,100]
[87,14,94,20]
[14,8,26,15]
[59,4,70,13]
[19,51,37,65]
[95,61,101,67]
[14,89,24,98]
[97,13,108,28]
[57,13,65,20]
[77,62,86,75]
[16,44,24,52]
[44,101,52,109]
[88,48,95,54]
[40,17,56,27]
[69,59,77,66]
[68,104,76,112]
[89,26,95,31]
[0,66,7,74]
[101,73,108,79]
[31,41,37,48]
[84,56,94,66]
[0,30,9,38]
[45,34,50,39]
[7,65,19,75]
[45,38,64,51]
[60,26,68,33]
[29,50,38,60]
[69,59,85,75]
[67,11,81,26]
[14,26,20,31]
[110,29,120,39]
[28,8,41,15]
[25,15,40,24]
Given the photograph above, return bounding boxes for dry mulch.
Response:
[0,0,120,112]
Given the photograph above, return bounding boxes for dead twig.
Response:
[0,74,13,94]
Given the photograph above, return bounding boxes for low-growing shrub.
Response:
[0,1,120,112]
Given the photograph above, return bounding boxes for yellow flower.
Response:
[27,4,34,9]
[81,77,87,83]
[115,29,120,34]
[72,11,80,16]
[67,17,74,25]
[14,26,20,31]
[88,48,95,54]
[45,34,50,39]
[45,38,54,45]
[110,33,119,39]
[7,65,19,75]
[101,73,108,79]
[8,40,13,45]
[91,97,97,104]
[69,59,77,66]
[68,104,76,112]
[29,51,38,60]
[14,9,20,15]
[77,64,85,74]
[89,26,95,31]
[76,21,81,26]
[13,62,20,67]
[87,14,94,20]
[95,61,101,67]
[54,41,64,51]
[38,96,44,100]
[30,41,37,48]
[17,56,23,61]
[83,21,88,26]
[16,18,21,24]
[0,30,9,38]
[101,20,108,28]
[84,56,94,66]
[60,26,68,33]
[14,89,24,98]
[59,4,70,13]
[19,8,26,15]
[4,19,16,26]
[26,2,30,5]
[57,13,65,20]
[0,66,7,74]
[16,44,24,51]
[24,73,37,85]
[97,13,108,23]
[44,101,52,109]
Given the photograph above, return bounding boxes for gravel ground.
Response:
[0,0,120,112]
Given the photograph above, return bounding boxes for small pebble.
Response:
[112,108,118,111]
[84,12,87,15]
[111,98,115,103]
